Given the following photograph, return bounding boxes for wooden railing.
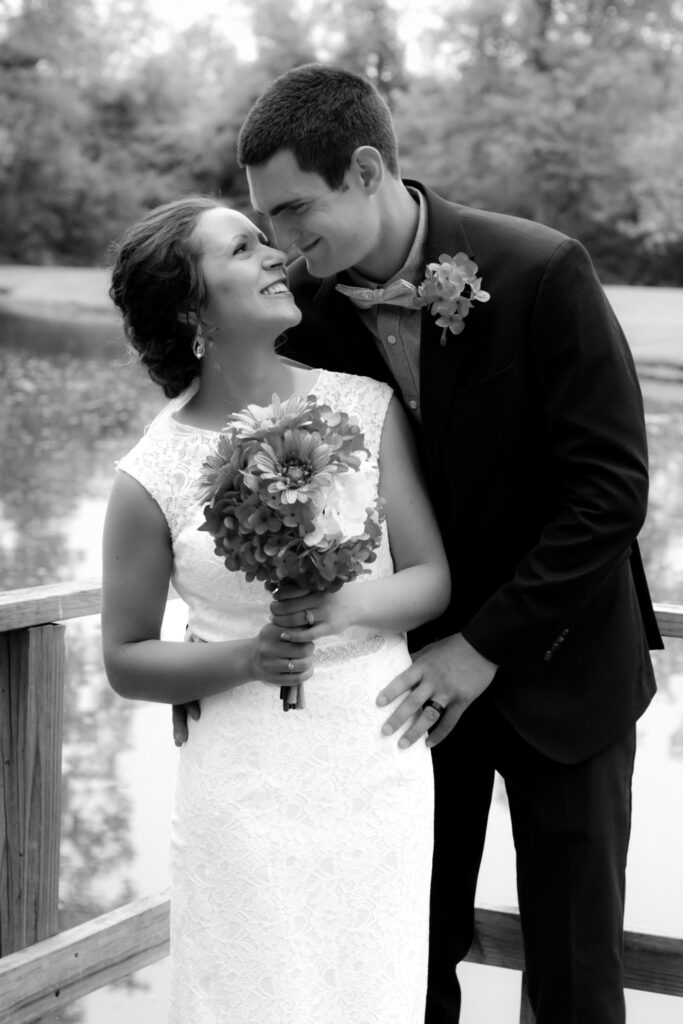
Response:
[1,581,682,1023]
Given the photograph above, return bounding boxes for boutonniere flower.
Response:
[417,253,490,345]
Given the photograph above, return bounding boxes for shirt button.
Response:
[408,400,418,410]
[387,334,397,345]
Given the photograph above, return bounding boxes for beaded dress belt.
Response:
[314,634,385,665]
[186,631,385,664]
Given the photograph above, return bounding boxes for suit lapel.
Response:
[411,182,478,473]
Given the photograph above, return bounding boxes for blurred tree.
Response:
[421,0,682,74]
[617,58,683,284]
[249,0,316,77]
[0,2,256,262]
[315,0,408,103]
[396,0,683,281]
[0,58,119,262]
[0,0,682,279]
[90,22,245,201]
[0,0,165,262]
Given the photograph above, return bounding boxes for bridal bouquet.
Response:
[198,393,384,710]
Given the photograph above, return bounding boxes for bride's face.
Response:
[192,208,302,339]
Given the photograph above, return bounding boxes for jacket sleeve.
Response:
[461,238,651,668]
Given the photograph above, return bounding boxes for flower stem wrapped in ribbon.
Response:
[198,393,384,711]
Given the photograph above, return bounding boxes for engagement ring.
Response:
[304,609,315,626]
[287,660,294,674]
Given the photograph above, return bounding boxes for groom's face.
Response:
[247,149,379,279]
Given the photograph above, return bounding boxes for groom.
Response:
[233,64,662,1022]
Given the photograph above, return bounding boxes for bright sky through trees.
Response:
[144,0,441,71]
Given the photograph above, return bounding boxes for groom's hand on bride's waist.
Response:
[376,634,498,749]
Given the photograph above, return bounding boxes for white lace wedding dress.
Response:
[117,370,434,1024]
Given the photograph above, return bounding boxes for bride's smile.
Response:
[192,206,301,342]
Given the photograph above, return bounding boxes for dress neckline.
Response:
[168,368,329,437]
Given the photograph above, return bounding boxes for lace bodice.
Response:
[116,369,395,647]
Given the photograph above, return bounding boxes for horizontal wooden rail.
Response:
[653,602,683,639]
[0,892,170,1024]
[0,580,102,633]
[1,580,681,637]
[467,907,683,997]
[0,895,680,1023]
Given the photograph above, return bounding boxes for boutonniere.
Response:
[417,253,490,345]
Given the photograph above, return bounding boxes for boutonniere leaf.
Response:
[417,253,490,345]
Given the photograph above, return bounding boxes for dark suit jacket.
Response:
[281,179,662,763]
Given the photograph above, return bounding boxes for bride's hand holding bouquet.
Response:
[268,584,357,643]
[199,392,384,710]
[249,617,316,689]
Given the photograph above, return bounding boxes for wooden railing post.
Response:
[0,624,65,957]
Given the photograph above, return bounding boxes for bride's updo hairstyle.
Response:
[109,195,222,398]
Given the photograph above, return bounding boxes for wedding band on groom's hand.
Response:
[423,699,446,716]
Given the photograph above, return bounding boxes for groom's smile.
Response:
[246,149,379,279]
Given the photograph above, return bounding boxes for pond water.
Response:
[1,307,682,1023]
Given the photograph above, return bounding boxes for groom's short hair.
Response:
[237,63,400,189]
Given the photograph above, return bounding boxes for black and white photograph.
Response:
[1,2,682,1022]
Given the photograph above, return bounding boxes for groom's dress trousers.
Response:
[283,180,662,1024]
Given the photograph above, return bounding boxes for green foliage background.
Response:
[1,0,682,283]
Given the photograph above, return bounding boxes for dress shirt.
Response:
[338,188,427,422]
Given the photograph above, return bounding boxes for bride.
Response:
[102,195,450,1023]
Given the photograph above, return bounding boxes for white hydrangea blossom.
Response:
[305,454,376,547]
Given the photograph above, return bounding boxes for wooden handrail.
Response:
[0,580,184,633]
[0,580,102,632]
[467,907,683,997]
[1,580,682,636]
[652,602,683,638]
[0,895,680,1023]
[0,893,170,1024]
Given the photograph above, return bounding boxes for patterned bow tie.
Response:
[335,278,421,310]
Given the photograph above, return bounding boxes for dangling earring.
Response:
[192,328,205,360]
